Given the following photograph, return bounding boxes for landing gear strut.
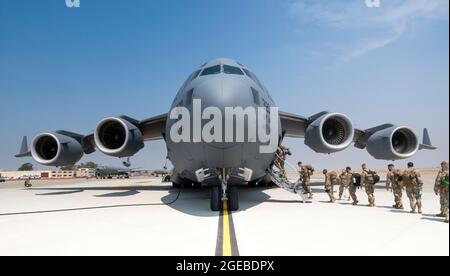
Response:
[210,186,239,211]
[210,168,239,211]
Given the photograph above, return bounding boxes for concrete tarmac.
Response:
[0,177,448,256]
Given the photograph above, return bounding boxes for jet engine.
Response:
[31,133,84,166]
[94,117,144,157]
[366,126,419,160]
[305,113,354,153]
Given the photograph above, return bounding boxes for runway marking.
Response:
[222,201,232,256]
[215,200,239,256]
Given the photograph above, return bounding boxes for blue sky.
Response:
[0,0,448,171]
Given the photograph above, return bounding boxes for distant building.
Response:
[50,170,76,178]
[0,170,50,179]
[0,170,77,179]
[77,168,96,178]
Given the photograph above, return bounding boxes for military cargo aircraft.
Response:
[15,58,436,211]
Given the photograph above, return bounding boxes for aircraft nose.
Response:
[192,76,257,151]
[194,76,254,108]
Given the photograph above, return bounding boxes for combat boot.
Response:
[418,208,422,214]
[398,204,404,210]
[410,208,417,214]
[352,201,359,205]
[436,212,445,217]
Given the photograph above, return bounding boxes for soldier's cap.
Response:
[362,163,367,167]
[441,161,448,165]
[323,169,328,174]
[388,164,394,167]
[298,161,303,165]
[407,162,414,168]
[346,167,351,171]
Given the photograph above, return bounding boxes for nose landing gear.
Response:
[210,168,239,211]
[210,186,239,211]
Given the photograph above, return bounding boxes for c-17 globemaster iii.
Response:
[15,58,436,211]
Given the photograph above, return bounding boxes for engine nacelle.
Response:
[31,133,83,166]
[94,117,144,157]
[305,113,354,153]
[366,126,419,160]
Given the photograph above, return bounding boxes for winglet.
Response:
[15,136,32,158]
[419,128,437,150]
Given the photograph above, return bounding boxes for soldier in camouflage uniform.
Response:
[361,163,376,207]
[298,161,314,199]
[403,162,424,214]
[339,167,357,204]
[387,164,404,210]
[338,169,351,201]
[347,168,359,205]
[434,161,449,223]
[323,169,338,203]
[274,145,291,178]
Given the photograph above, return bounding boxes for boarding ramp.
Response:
[267,168,308,203]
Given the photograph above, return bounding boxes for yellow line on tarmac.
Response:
[222,201,232,256]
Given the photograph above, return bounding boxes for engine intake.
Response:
[305,113,354,153]
[366,126,419,160]
[31,133,83,166]
[94,117,144,157]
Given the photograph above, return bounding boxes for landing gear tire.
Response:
[211,186,221,211]
[227,187,239,211]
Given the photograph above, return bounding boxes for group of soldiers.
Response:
[296,160,449,224]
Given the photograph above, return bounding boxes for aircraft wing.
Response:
[279,111,309,138]
[136,113,168,141]
[279,110,436,160]
[16,113,168,165]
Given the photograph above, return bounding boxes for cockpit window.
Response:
[193,69,202,79]
[223,65,244,75]
[201,65,221,76]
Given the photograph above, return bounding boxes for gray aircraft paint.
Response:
[165,58,282,185]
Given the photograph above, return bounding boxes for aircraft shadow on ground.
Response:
[165,187,309,217]
[31,185,170,196]
[21,182,321,217]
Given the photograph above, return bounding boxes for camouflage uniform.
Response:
[387,170,404,209]
[385,172,392,191]
[348,174,359,205]
[361,168,376,207]
[300,165,314,199]
[402,168,424,214]
[274,145,290,178]
[434,169,449,222]
[338,171,351,200]
[324,171,338,203]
